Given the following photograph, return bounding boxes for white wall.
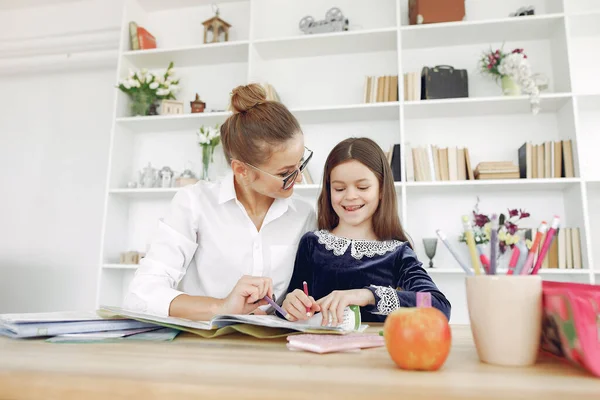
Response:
[0,0,122,312]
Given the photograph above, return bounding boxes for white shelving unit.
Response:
[97,0,600,324]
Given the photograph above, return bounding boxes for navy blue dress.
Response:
[285,230,451,322]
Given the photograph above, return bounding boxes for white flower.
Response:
[141,68,148,75]
[129,79,141,88]
[169,84,180,92]
[208,127,219,139]
[122,80,131,89]
[156,88,169,96]
[498,53,540,114]
[198,135,210,144]
[128,68,135,78]
[149,82,159,90]
[155,75,165,84]
[168,68,176,76]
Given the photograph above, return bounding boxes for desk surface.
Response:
[0,325,599,399]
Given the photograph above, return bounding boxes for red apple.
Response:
[383,307,452,371]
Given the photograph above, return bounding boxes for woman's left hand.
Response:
[316,289,375,327]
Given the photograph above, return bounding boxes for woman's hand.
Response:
[316,289,375,326]
[282,289,320,321]
[218,275,273,315]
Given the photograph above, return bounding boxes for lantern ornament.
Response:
[202,4,231,43]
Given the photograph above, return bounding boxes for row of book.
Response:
[363,75,399,103]
[403,72,421,101]
[411,145,474,182]
[528,226,583,269]
[518,140,575,179]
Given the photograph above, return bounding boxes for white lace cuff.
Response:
[371,285,400,315]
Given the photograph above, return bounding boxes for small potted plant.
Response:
[479,47,541,113]
[117,62,180,116]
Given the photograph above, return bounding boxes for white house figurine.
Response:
[160,100,184,115]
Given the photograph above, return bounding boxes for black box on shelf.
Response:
[421,65,468,100]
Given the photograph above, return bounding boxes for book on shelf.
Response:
[128,21,157,51]
[403,72,421,101]
[518,140,574,179]
[410,144,473,182]
[521,226,582,269]
[383,144,402,182]
[363,75,398,103]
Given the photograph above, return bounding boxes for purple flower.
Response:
[505,222,518,235]
[519,209,530,219]
[473,211,490,228]
[508,208,519,217]
[499,241,507,254]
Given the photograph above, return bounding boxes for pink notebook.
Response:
[286,333,385,354]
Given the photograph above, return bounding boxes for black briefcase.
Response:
[421,65,468,100]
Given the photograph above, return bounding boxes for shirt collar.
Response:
[217,170,297,212]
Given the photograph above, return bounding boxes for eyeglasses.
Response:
[246,147,313,190]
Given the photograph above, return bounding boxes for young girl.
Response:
[281,137,451,326]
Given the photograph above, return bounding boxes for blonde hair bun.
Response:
[230,83,267,114]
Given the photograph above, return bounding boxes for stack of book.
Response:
[474,161,520,180]
[363,75,399,103]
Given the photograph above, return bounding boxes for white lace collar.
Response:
[314,230,404,260]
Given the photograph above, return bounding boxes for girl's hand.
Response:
[316,289,375,326]
[219,275,273,315]
[282,289,320,321]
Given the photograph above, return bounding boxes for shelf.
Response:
[401,14,565,49]
[403,93,571,119]
[427,268,590,275]
[109,188,180,198]
[122,41,249,69]
[116,111,231,133]
[252,27,398,59]
[103,264,138,270]
[138,0,247,12]
[406,178,581,194]
[290,102,399,125]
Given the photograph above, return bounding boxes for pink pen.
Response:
[507,245,520,275]
[520,221,548,275]
[531,216,560,275]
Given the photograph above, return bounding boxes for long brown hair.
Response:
[220,83,302,166]
[317,138,410,243]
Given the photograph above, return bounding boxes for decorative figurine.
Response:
[190,93,206,113]
[176,169,199,187]
[509,6,535,17]
[160,100,184,115]
[299,7,348,34]
[141,162,157,188]
[202,4,231,43]
[423,238,438,268]
[159,166,174,188]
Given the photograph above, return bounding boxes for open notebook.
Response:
[99,305,368,334]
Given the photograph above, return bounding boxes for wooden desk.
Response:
[0,325,598,399]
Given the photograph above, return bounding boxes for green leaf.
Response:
[498,213,506,227]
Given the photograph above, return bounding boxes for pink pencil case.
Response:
[540,280,600,377]
[287,333,385,354]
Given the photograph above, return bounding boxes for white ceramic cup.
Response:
[466,275,542,367]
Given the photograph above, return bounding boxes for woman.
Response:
[124,83,316,320]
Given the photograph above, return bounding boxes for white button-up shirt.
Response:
[124,172,317,317]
